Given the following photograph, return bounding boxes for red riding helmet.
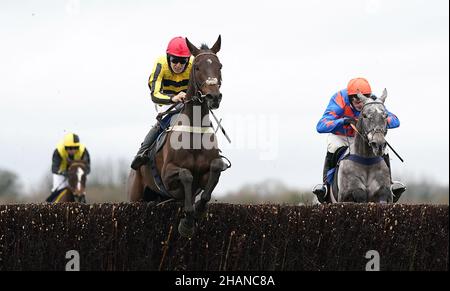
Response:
[347,77,372,95]
[166,36,191,57]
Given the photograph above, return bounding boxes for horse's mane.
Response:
[200,44,209,50]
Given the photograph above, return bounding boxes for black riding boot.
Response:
[130,123,161,170]
[383,154,406,202]
[312,152,334,203]
[46,190,59,202]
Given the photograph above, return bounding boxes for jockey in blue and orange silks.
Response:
[312,77,406,203]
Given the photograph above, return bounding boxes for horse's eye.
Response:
[195,65,200,71]
[362,114,368,118]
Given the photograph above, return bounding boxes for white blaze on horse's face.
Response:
[76,167,84,192]
[207,58,213,64]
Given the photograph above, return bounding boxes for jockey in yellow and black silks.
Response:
[46,133,91,202]
[130,36,193,170]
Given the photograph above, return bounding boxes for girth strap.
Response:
[346,154,384,166]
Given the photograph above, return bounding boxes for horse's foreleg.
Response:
[195,158,227,218]
[179,168,194,214]
[351,188,367,202]
[177,168,195,237]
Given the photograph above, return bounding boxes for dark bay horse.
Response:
[127,36,230,237]
[332,89,393,203]
[53,160,88,203]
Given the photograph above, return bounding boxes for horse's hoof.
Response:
[178,218,195,238]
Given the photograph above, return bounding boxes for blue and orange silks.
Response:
[316,89,400,137]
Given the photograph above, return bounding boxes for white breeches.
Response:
[327,134,354,153]
[155,104,173,114]
[52,174,68,192]
[326,133,389,154]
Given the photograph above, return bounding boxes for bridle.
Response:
[158,50,231,143]
[189,52,222,103]
[353,101,388,146]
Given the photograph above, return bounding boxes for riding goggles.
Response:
[65,146,80,151]
[170,56,189,65]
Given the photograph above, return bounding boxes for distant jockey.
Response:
[46,133,90,202]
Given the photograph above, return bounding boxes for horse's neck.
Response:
[182,101,212,128]
[353,133,375,158]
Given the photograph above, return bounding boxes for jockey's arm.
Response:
[51,149,64,175]
[316,93,346,134]
[148,61,174,105]
[386,108,400,129]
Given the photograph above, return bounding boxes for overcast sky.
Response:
[0,0,448,195]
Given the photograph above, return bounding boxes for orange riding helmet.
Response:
[347,78,372,95]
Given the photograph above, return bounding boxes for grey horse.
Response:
[333,89,393,203]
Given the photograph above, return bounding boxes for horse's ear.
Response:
[185,37,200,57]
[356,91,370,104]
[211,35,221,54]
[378,88,388,103]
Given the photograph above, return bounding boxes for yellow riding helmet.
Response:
[63,133,81,148]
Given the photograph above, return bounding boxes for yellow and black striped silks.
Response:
[148,55,193,105]
[56,142,86,173]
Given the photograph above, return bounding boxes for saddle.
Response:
[326,146,349,186]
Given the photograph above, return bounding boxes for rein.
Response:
[350,117,404,163]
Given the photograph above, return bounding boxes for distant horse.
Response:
[332,89,393,203]
[127,35,230,237]
[53,160,88,203]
